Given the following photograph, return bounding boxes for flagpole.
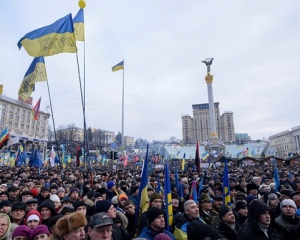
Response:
[121,58,125,150]
[46,80,62,170]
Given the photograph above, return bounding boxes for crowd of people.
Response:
[0,162,299,240]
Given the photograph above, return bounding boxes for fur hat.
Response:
[56,211,87,237]
[149,193,162,203]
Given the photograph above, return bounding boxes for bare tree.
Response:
[56,125,66,141]
[67,123,79,142]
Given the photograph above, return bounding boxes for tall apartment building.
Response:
[0,94,50,153]
[220,111,236,142]
[182,102,235,144]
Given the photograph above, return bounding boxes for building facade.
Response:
[124,136,134,147]
[269,130,295,158]
[0,94,50,154]
[292,125,300,151]
[182,102,235,144]
[220,111,236,143]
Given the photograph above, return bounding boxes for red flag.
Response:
[32,97,41,121]
[76,145,82,167]
[195,141,200,174]
[124,156,128,167]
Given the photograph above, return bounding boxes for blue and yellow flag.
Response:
[112,61,124,72]
[135,145,149,227]
[182,152,186,170]
[223,158,231,206]
[17,14,77,57]
[18,57,47,102]
[164,162,173,231]
[73,9,84,41]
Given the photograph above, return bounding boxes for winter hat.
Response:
[12,225,32,238]
[146,207,164,223]
[235,202,248,211]
[30,189,38,197]
[246,195,257,206]
[30,225,50,240]
[107,181,115,190]
[48,215,63,231]
[219,205,232,218]
[154,233,172,240]
[0,200,11,209]
[131,186,139,195]
[27,214,40,223]
[60,206,74,215]
[96,200,112,213]
[41,186,50,192]
[187,220,221,240]
[87,191,102,200]
[111,196,118,205]
[38,200,57,217]
[82,186,90,196]
[56,211,87,237]
[198,193,212,203]
[74,201,87,211]
[50,194,60,203]
[118,193,128,201]
[280,199,297,211]
[12,202,27,212]
[68,188,79,196]
[57,187,65,193]
[149,193,163,203]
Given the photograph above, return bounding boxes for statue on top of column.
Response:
[202,58,214,73]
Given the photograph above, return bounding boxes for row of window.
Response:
[276,145,289,150]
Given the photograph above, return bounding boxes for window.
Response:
[17,108,20,113]
[22,110,25,116]
[10,106,14,113]
[9,113,13,119]
[26,125,29,130]
[2,104,6,109]
[21,117,24,123]
[21,124,24,129]
[26,118,30,123]
[7,121,12,127]
[15,115,19,121]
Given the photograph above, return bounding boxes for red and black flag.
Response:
[195,141,200,174]
[76,145,82,167]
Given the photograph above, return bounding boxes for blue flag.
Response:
[223,158,231,206]
[18,14,77,57]
[274,167,280,192]
[73,9,84,41]
[135,145,149,227]
[164,162,173,232]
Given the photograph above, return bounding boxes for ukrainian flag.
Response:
[73,9,84,41]
[18,57,47,102]
[135,145,149,227]
[182,152,186,170]
[164,162,173,231]
[112,61,124,72]
[17,14,77,57]
[223,158,231,206]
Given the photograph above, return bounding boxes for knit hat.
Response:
[50,194,60,203]
[146,207,164,223]
[246,195,257,206]
[38,200,57,217]
[96,200,112,213]
[235,202,248,211]
[48,215,63,230]
[12,225,31,238]
[60,206,74,215]
[69,188,79,196]
[154,233,172,240]
[30,189,38,197]
[131,186,139,195]
[30,225,50,240]
[219,205,232,218]
[74,201,87,211]
[12,202,27,212]
[27,214,40,223]
[41,186,50,192]
[149,193,163,203]
[280,199,297,211]
[118,193,128,201]
[111,196,118,205]
[107,181,115,190]
[0,200,11,209]
[56,211,87,237]
[187,220,221,240]
[57,187,65,193]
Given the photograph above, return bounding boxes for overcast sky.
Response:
[1,1,299,142]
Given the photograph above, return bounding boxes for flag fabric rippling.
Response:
[223,158,231,206]
[164,162,173,231]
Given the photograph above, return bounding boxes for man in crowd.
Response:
[0,200,11,215]
[275,199,300,240]
[87,213,114,240]
[26,198,39,211]
[138,207,175,240]
[123,200,136,237]
[218,205,240,240]
[234,201,248,227]
[198,193,220,229]
[10,201,27,225]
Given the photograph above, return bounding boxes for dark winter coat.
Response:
[218,220,240,240]
[275,213,300,240]
[138,226,175,240]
